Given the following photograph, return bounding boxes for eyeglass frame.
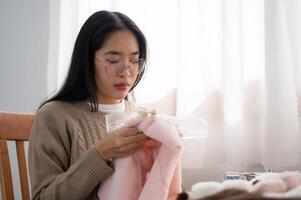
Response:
[95,57,145,77]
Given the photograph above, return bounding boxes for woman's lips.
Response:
[114,83,130,91]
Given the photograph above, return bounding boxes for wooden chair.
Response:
[0,112,34,200]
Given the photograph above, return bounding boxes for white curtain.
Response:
[263,0,301,170]
[176,0,301,172]
[55,0,301,175]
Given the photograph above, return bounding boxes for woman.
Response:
[29,10,150,200]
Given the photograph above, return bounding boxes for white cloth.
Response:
[97,100,125,113]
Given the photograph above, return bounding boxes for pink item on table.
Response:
[280,173,301,190]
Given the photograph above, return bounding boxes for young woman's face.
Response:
[94,30,140,104]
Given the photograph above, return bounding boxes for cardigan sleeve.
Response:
[28,103,114,200]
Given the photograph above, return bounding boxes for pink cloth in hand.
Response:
[97,116,183,200]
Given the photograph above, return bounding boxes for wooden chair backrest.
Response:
[0,112,34,200]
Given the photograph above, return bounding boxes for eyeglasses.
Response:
[95,57,145,76]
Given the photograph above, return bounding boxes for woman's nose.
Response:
[119,62,132,77]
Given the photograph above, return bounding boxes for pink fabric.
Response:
[97,117,183,200]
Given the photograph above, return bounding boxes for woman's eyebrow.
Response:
[104,51,121,55]
[103,51,140,56]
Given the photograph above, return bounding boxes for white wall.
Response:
[0,0,50,113]
[0,0,52,199]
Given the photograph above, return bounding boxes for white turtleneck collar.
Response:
[97,100,126,113]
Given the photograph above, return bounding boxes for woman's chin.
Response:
[114,93,127,100]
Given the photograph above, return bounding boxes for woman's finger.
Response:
[121,133,149,145]
[115,127,139,136]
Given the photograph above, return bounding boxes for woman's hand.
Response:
[95,127,149,161]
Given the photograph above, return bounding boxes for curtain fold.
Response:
[263,0,301,170]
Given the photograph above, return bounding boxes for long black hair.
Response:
[40,11,147,111]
